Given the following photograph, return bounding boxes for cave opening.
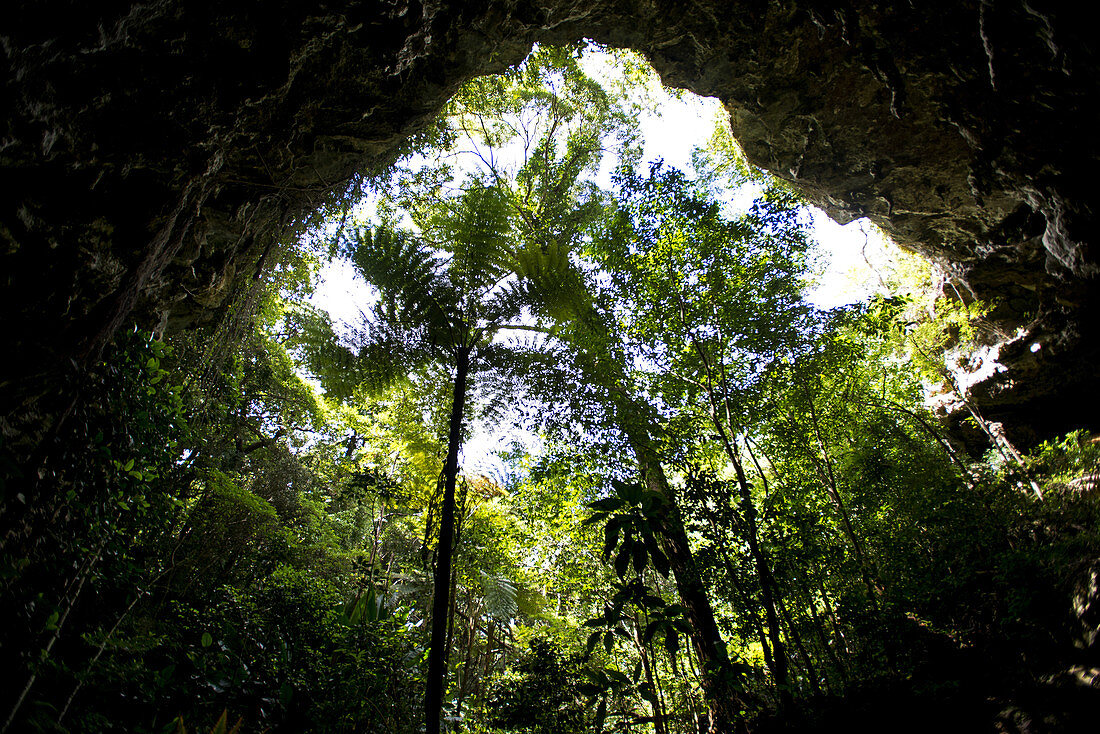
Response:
[3,4,1100,733]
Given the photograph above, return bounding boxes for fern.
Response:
[480,571,519,622]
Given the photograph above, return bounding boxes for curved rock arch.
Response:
[2,0,1097,440]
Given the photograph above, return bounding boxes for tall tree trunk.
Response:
[454,597,480,720]
[632,610,667,734]
[478,621,496,705]
[630,436,747,734]
[803,397,881,605]
[700,501,777,683]
[684,326,792,713]
[425,347,471,734]
[580,326,746,730]
[776,594,821,697]
[814,576,850,658]
[703,399,792,712]
[729,450,792,712]
[794,573,847,689]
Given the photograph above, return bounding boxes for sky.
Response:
[312,53,893,322]
[628,82,893,310]
[307,48,897,477]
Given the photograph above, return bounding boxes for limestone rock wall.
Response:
[2,0,1097,442]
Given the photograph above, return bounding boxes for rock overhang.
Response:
[2,0,1096,444]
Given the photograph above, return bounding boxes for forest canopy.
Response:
[1,42,1098,734]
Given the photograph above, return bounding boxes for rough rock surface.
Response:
[2,0,1097,444]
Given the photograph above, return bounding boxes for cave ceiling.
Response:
[2,0,1096,444]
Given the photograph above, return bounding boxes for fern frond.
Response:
[345,225,457,332]
[480,571,519,622]
[513,242,591,323]
[428,183,515,291]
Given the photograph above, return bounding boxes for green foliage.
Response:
[601,163,813,374]
[155,567,420,734]
[6,42,1100,734]
[1027,430,1100,488]
[586,480,671,581]
[485,639,593,734]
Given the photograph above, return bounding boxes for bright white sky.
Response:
[308,48,896,477]
[632,93,893,309]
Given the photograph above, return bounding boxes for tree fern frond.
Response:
[283,305,363,399]
[513,242,591,323]
[478,279,530,327]
[428,184,515,290]
[345,225,457,331]
[480,571,518,622]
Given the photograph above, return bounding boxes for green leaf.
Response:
[646,536,670,578]
[480,572,518,621]
[673,619,694,635]
[614,542,632,578]
[581,511,609,526]
[604,668,630,686]
[664,630,680,656]
[201,632,213,648]
[585,630,602,658]
[632,542,648,574]
[613,480,645,505]
[603,516,624,560]
[589,496,626,512]
[595,696,608,724]
[584,667,608,686]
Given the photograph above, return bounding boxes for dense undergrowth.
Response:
[2,300,1097,733]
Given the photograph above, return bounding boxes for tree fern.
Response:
[480,571,519,623]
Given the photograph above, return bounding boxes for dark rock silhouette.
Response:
[2,0,1096,442]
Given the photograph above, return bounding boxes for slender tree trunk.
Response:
[3,527,111,734]
[796,575,847,689]
[426,347,471,734]
[632,443,747,734]
[444,568,461,673]
[454,598,479,720]
[730,452,792,711]
[478,620,496,705]
[814,576,850,658]
[684,328,791,713]
[703,508,775,681]
[776,594,820,697]
[632,611,666,734]
[579,318,745,730]
[704,405,792,712]
[803,398,882,606]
